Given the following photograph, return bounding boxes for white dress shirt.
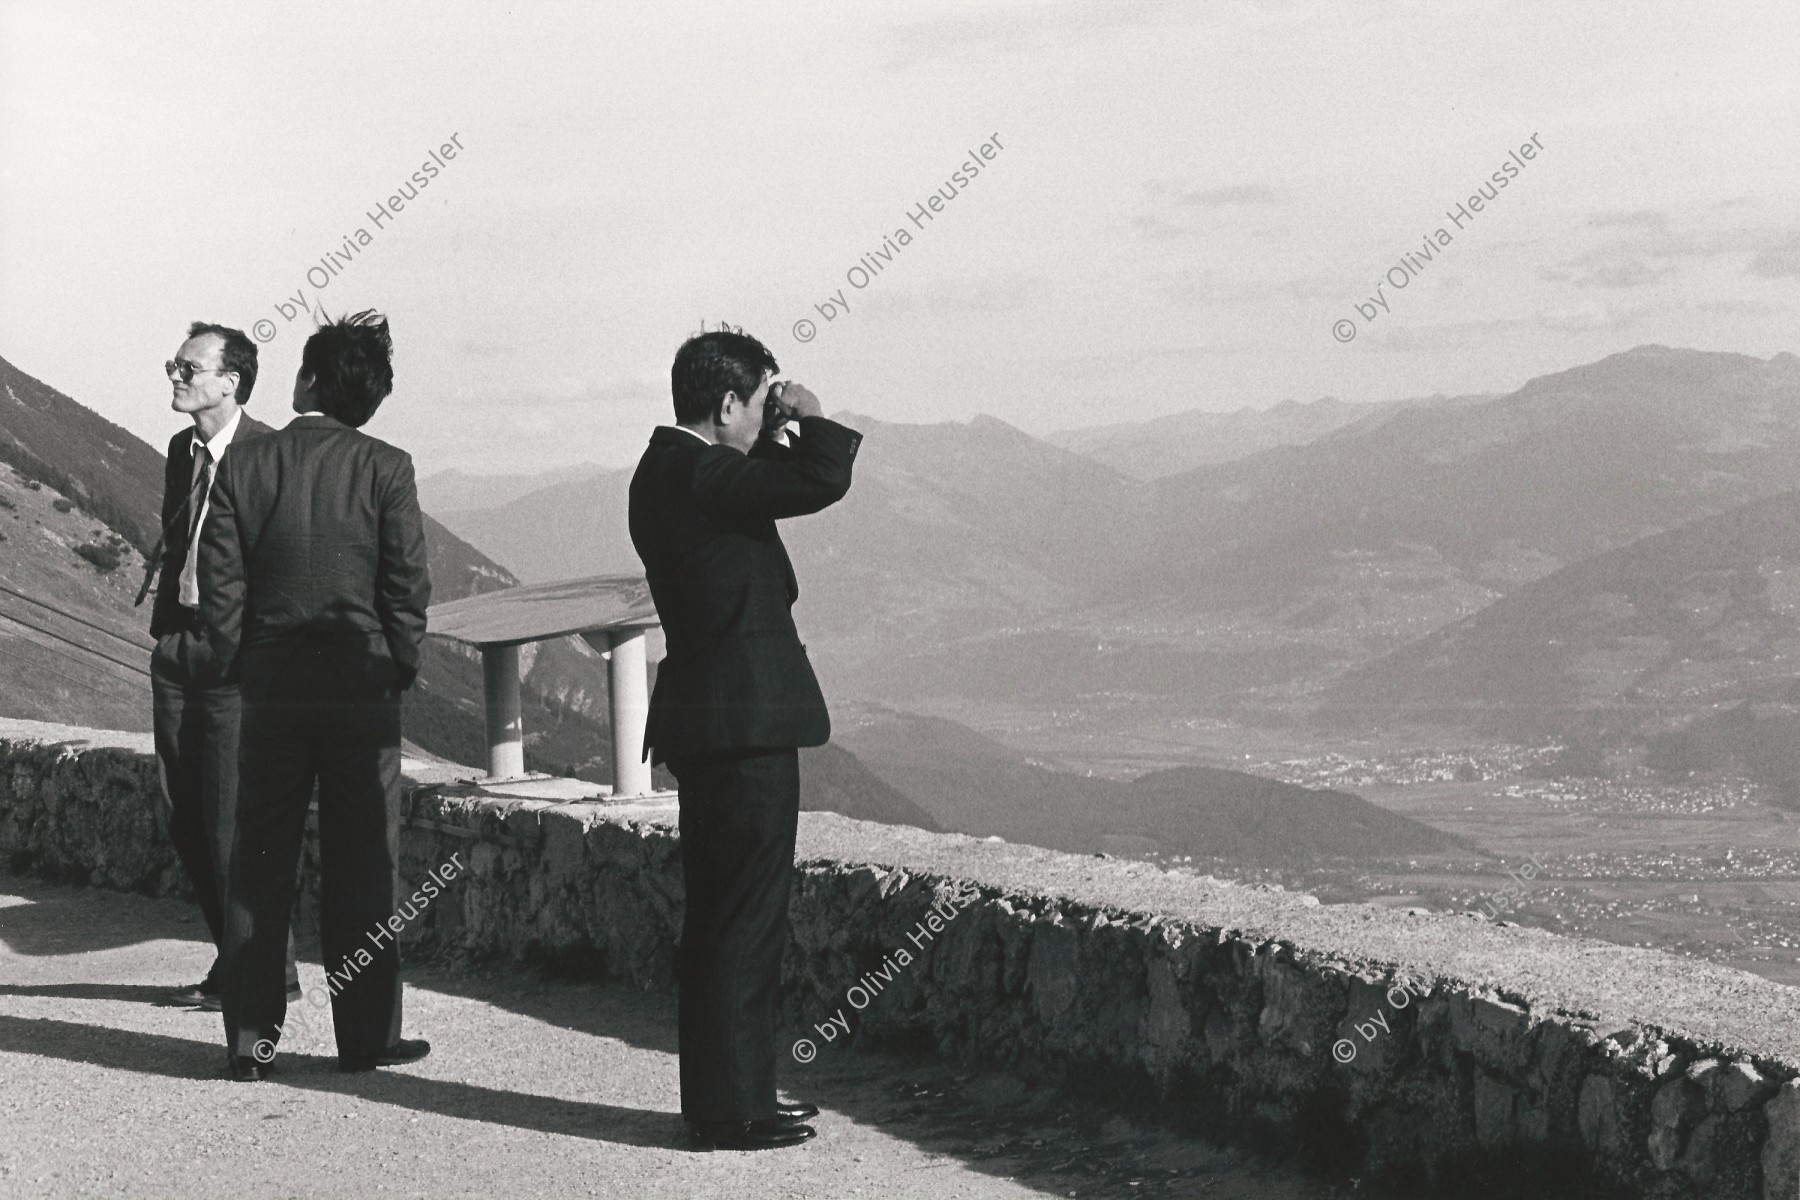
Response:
[665,424,711,445]
[178,406,242,609]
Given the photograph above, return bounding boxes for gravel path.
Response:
[0,875,1351,1200]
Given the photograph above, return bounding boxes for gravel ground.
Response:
[0,875,1355,1200]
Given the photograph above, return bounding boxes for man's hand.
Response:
[771,381,823,421]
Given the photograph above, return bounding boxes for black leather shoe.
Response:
[195,981,301,1013]
[687,1117,816,1151]
[340,1038,431,1073]
[163,979,215,1008]
[773,1100,820,1124]
[227,1054,269,1082]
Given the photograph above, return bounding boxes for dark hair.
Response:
[186,321,258,404]
[670,328,778,425]
[301,309,393,428]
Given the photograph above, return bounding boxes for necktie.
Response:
[185,444,213,544]
[132,440,217,608]
[175,444,214,609]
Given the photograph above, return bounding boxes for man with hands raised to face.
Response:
[628,329,862,1151]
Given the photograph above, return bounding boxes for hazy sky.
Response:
[2,0,1795,475]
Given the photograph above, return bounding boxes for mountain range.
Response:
[432,346,1800,747]
[1043,392,1495,480]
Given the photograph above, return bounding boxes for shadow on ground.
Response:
[0,1014,674,1149]
[1,871,1377,1199]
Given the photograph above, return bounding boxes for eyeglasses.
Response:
[165,359,232,383]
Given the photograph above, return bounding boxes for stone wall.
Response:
[7,717,1800,1199]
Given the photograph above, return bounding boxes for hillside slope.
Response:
[834,707,1459,862]
[1,355,168,556]
[1322,489,1800,739]
[0,457,155,731]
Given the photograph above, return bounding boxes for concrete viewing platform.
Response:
[8,716,1800,1198]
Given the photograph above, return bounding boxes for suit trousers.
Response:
[150,624,297,989]
[668,747,801,1123]
[220,641,404,1063]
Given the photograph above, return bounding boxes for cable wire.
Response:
[0,638,143,704]
[0,579,152,653]
[0,607,150,678]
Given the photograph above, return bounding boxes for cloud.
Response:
[1360,303,1651,352]
[1133,180,1283,242]
[1539,258,1677,289]
[1586,209,1670,230]
[1697,298,1778,315]
[1130,213,1193,241]
[1748,236,1800,279]
[1540,219,1800,289]
[1148,265,1336,308]
[860,273,1045,317]
[883,0,1203,69]
[1176,184,1280,207]
[1535,303,1650,333]
[458,372,663,411]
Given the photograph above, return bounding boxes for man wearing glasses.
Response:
[141,322,298,1012]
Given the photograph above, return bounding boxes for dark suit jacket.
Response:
[628,416,861,763]
[149,411,273,639]
[196,413,431,695]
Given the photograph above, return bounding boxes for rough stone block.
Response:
[1763,1081,1800,1200]
[1026,919,1080,1026]
[469,840,502,879]
[1713,1060,1774,1114]
[1474,1069,1519,1150]
[1649,1077,1705,1170]
[1144,956,1191,1055]
[1579,1073,1623,1159]
[1516,1091,1552,1148]
[539,810,589,883]
[842,863,885,910]
[1451,991,1533,1075]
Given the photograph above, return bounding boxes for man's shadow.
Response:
[0,982,169,1004]
[0,1014,677,1149]
[0,883,207,958]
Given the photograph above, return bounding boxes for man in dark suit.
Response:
[197,310,431,1081]
[629,328,861,1151]
[140,321,299,1012]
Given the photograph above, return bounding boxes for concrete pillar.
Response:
[607,629,651,797]
[480,643,525,781]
